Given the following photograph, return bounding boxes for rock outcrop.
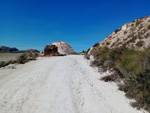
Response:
[0,46,18,52]
[44,45,60,56]
[52,41,75,55]
[88,16,150,54]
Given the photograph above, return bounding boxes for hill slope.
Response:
[89,16,150,54]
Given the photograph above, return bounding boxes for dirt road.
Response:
[0,55,143,113]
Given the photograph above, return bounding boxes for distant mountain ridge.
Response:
[0,46,40,53]
[0,46,19,52]
[88,16,150,54]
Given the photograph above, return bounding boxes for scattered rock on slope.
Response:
[52,41,76,55]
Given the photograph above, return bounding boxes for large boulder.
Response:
[52,41,76,55]
[44,45,60,56]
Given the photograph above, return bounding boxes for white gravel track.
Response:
[0,55,144,113]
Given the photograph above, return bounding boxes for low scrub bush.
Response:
[17,53,38,64]
[0,60,14,68]
[120,71,150,111]
[17,54,28,64]
[0,61,7,68]
[87,46,150,111]
[115,49,144,76]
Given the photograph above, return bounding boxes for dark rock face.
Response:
[44,45,60,56]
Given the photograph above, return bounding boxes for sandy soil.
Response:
[0,53,23,62]
[0,55,145,113]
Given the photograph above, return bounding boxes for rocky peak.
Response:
[52,41,75,55]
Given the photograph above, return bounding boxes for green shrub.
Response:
[0,60,13,68]
[116,50,144,75]
[121,71,150,110]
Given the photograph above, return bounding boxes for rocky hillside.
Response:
[0,46,18,52]
[89,16,150,54]
[85,16,150,112]
[52,41,75,55]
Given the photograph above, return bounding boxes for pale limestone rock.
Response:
[52,41,75,55]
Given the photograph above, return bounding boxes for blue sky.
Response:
[0,0,150,52]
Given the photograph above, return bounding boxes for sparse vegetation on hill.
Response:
[85,44,150,111]
[0,53,38,68]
